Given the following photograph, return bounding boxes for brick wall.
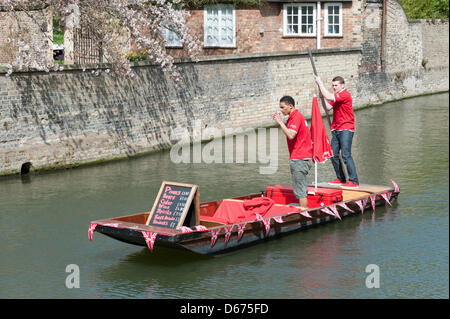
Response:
[168,1,363,58]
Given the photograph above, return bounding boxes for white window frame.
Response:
[203,4,236,48]
[283,3,316,37]
[163,24,183,48]
[324,3,343,37]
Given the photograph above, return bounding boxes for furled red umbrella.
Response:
[310,96,334,190]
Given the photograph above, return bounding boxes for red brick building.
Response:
[167,0,360,58]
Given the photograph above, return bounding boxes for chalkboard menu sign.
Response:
[146,181,199,229]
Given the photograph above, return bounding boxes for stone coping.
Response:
[0,47,361,74]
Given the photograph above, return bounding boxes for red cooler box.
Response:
[266,184,343,208]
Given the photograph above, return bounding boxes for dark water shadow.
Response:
[121,246,212,267]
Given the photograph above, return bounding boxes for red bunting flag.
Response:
[88,223,97,242]
[142,231,157,252]
[224,225,234,246]
[262,218,271,236]
[329,204,342,221]
[386,192,392,201]
[321,207,335,217]
[300,211,313,218]
[273,216,284,223]
[391,179,400,193]
[195,225,208,232]
[355,200,364,214]
[381,192,392,206]
[237,222,248,242]
[338,202,354,213]
[356,198,368,214]
[210,228,220,248]
[256,214,271,236]
[370,194,376,212]
[177,226,193,233]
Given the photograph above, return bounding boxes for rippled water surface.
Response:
[0,93,448,298]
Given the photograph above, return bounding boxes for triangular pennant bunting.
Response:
[391,179,400,193]
[224,225,234,246]
[237,222,248,242]
[177,226,193,233]
[381,192,392,206]
[195,225,208,232]
[210,228,221,248]
[356,199,367,214]
[300,211,312,218]
[321,207,335,218]
[141,231,158,252]
[262,218,271,236]
[370,194,376,213]
[386,192,392,201]
[273,216,284,223]
[88,223,97,242]
[337,202,354,213]
[329,204,342,221]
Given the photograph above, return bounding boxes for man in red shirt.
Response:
[314,75,359,188]
[273,96,313,209]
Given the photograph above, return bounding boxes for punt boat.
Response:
[89,181,399,256]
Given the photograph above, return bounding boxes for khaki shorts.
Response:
[290,159,313,199]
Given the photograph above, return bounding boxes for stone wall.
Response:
[0,8,53,66]
[419,19,449,93]
[356,0,449,106]
[0,48,360,175]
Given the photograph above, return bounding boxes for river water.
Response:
[0,93,448,299]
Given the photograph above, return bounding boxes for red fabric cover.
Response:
[310,97,334,163]
[199,215,229,224]
[211,197,299,224]
[242,197,274,218]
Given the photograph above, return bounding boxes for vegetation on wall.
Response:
[53,15,64,45]
[183,0,265,9]
[397,0,449,20]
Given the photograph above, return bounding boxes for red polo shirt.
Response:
[286,109,313,160]
[329,88,355,131]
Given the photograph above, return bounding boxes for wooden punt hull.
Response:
[90,183,399,256]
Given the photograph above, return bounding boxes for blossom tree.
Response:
[0,0,200,77]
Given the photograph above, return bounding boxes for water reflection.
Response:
[0,93,448,299]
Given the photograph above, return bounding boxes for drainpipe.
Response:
[317,1,321,49]
[380,0,386,70]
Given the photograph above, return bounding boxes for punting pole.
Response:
[307,46,348,181]
[307,47,332,127]
[315,161,318,191]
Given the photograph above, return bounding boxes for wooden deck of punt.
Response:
[92,183,398,256]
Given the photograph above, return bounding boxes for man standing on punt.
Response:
[273,96,313,210]
[314,75,359,189]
